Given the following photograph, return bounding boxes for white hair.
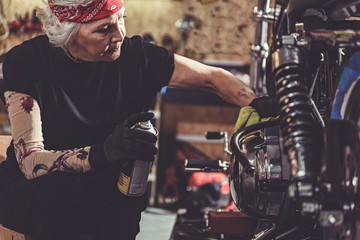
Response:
[37,0,94,48]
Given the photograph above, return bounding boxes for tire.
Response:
[330,50,360,240]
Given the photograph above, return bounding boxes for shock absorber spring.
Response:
[272,39,320,181]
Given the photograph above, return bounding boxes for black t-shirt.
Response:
[1,35,174,164]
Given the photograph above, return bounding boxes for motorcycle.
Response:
[232,0,360,239]
[186,0,360,239]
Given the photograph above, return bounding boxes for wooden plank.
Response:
[208,211,259,235]
[0,224,27,240]
[0,135,11,163]
[0,225,96,240]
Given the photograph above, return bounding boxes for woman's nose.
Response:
[112,21,125,43]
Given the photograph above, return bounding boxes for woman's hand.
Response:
[89,112,158,169]
[234,96,280,132]
[103,112,158,164]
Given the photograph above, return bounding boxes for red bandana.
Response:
[49,0,124,23]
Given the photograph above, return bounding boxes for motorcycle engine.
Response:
[229,125,291,221]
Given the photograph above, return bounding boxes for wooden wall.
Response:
[159,103,239,163]
[124,0,256,63]
[124,0,183,53]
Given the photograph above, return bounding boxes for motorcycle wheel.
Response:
[329,50,360,240]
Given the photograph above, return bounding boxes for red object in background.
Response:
[31,23,43,32]
[23,21,43,33]
[187,172,230,195]
[9,19,21,33]
[9,18,43,34]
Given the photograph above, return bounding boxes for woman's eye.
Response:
[97,26,110,33]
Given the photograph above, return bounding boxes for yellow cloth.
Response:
[234,106,279,133]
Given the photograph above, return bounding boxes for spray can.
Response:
[117,120,158,196]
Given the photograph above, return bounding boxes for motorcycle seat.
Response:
[287,0,360,21]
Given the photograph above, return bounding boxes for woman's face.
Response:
[68,9,126,62]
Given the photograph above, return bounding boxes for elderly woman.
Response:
[0,0,278,239]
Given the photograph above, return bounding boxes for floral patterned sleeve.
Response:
[4,91,92,179]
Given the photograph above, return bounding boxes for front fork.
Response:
[250,0,280,96]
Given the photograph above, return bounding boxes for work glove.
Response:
[89,112,158,168]
[234,96,280,152]
[234,96,280,133]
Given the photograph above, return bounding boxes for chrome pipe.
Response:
[250,0,272,96]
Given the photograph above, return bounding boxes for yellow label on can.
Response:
[117,171,131,194]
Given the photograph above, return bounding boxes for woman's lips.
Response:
[107,44,121,53]
[104,48,120,56]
